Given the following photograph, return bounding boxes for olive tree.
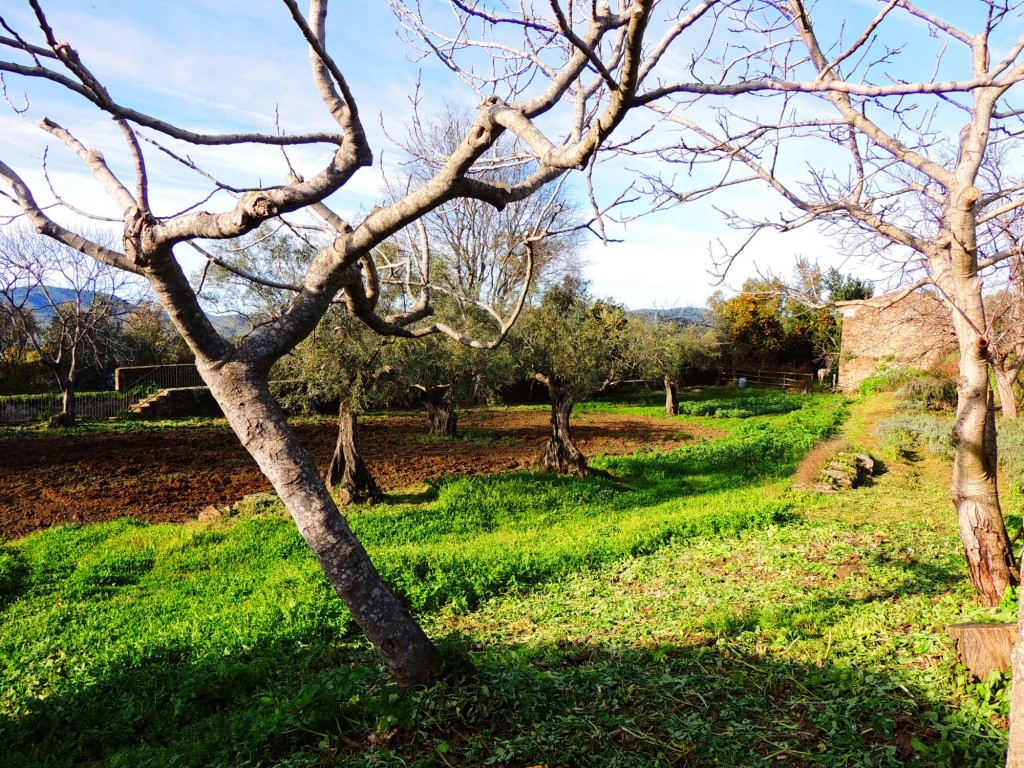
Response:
[634,312,719,415]
[278,304,394,503]
[516,282,639,475]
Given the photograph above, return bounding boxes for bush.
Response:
[896,375,957,410]
[857,367,925,395]
[999,419,1024,511]
[877,413,954,460]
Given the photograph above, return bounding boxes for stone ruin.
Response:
[837,290,957,391]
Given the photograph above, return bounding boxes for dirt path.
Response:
[0,408,712,541]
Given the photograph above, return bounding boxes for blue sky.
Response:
[2,1,1015,308]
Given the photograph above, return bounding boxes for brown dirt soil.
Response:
[0,407,718,541]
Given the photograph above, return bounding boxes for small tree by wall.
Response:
[634,314,720,415]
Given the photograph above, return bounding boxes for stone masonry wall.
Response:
[838,291,957,392]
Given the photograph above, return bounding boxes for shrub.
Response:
[857,367,925,395]
[896,375,957,410]
[999,419,1024,511]
[877,413,954,460]
[676,391,803,418]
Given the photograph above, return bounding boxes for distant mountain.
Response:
[9,286,108,322]
[207,312,251,339]
[631,306,708,326]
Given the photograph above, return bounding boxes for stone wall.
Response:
[838,291,957,391]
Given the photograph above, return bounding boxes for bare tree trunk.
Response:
[60,382,76,426]
[416,386,458,437]
[664,373,679,416]
[49,371,75,428]
[206,365,437,685]
[325,400,381,505]
[1011,613,1024,767]
[951,321,1019,607]
[539,386,588,475]
[996,366,1020,420]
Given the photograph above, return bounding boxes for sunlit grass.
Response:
[0,389,1010,767]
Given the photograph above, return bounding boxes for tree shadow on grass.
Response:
[0,618,1004,768]
[0,511,997,768]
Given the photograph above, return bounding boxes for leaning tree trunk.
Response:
[943,229,1019,607]
[205,363,437,685]
[325,400,381,505]
[664,373,679,416]
[539,386,588,476]
[995,366,1020,421]
[416,386,458,437]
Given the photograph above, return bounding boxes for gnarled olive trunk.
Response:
[664,373,679,417]
[205,364,437,686]
[415,385,457,437]
[539,386,588,475]
[325,400,381,505]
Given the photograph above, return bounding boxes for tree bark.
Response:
[1010,606,1024,766]
[205,364,437,685]
[945,267,1019,607]
[996,366,1020,420]
[325,400,381,505]
[415,385,458,437]
[664,373,679,416]
[538,386,588,475]
[49,372,75,428]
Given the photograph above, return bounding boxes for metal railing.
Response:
[115,363,203,392]
[0,391,141,423]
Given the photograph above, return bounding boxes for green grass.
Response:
[410,427,521,446]
[0,414,228,440]
[0,389,1011,767]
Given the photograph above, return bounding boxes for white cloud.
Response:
[583,208,869,310]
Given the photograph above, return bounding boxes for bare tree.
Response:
[0,228,140,425]
[641,0,1024,609]
[396,109,584,310]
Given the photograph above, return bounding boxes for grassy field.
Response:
[0,388,1016,767]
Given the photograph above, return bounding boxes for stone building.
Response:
[837,291,957,391]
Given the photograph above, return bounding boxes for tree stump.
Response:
[946,623,1017,680]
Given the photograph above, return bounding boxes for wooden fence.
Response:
[721,370,815,391]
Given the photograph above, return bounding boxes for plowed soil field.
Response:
[0,408,714,541]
